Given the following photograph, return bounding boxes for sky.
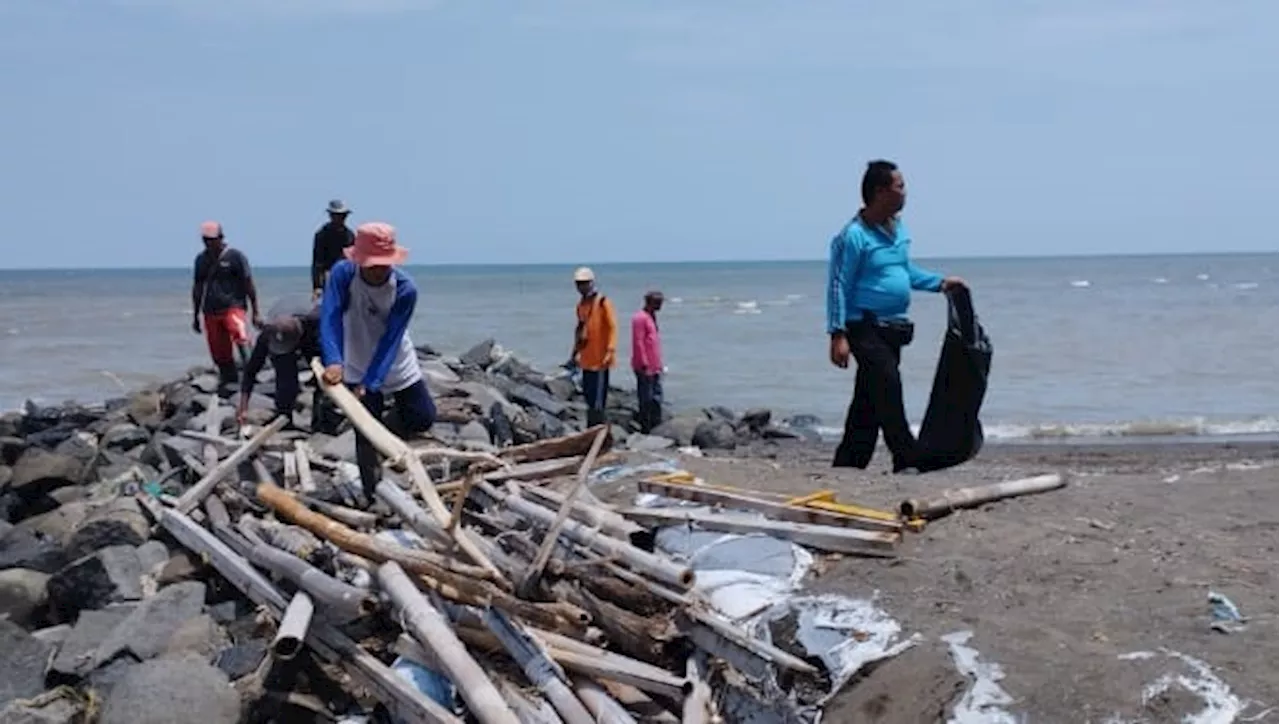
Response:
[0,0,1275,269]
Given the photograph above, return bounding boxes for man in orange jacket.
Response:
[568,267,617,427]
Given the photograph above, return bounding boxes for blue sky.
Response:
[1,1,1274,269]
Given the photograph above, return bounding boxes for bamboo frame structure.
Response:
[618,507,899,555]
[899,473,1065,520]
[636,480,901,533]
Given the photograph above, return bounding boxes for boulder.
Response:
[0,414,20,438]
[738,408,772,433]
[99,657,240,724]
[544,376,576,402]
[0,619,55,708]
[459,338,496,368]
[53,431,99,469]
[15,501,89,546]
[91,582,209,666]
[0,436,26,466]
[46,545,144,620]
[453,382,521,419]
[432,421,493,448]
[156,551,202,587]
[0,466,10,491]
[190,374,221,395]
[7,448,86,495]
[0,527,67,574]
[319,429,358,463]
[215,638,268,681]
[124,390,166,428]
[421,359,461,385]
[101,423,151,452]
[151,435,204,469]
[507,384,567,418]
[488,403,515,448]
[692,420,738,451]
[651,413,707,447]
[0,568,50,626]
[135,540,170,574]
[62,498,150,563]
[50,604,138,678]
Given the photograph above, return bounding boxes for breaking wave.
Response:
[809,416,1278,443]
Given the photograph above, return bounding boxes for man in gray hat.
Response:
[311,199,355,301]
[237,294,322,425]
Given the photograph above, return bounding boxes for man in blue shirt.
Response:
[826,160,966,472]
[319,222,437,501]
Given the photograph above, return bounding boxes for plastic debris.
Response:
[1207,591,1246,633]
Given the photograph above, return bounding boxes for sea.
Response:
[0,253,1275,444]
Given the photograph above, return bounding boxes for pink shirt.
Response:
[630,310,663,375]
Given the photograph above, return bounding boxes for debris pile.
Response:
[0,342,1066,722]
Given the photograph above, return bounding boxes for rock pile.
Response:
[0,340,865,723]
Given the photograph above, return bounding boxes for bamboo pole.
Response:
[257,480,503,585]
[202,394,221,470]
[377,562,521,724]
[138,498,462,724]
[518,428,610,597]
[175,416,289,513]
[237,520,378,620]
[479,607,595,724]
[308,358,500,578]
[377,480,452,548]
[596,681,680,724]
[618,508,899,555]
[520,485,645,543]
[636,480,901,533]
[573,678,639,724]
[477,480,694,590]
[899,473,1066,520]
[681,657,712,724]
[294,442,317,494]
[300,495,379,529]
[273,592,314,660]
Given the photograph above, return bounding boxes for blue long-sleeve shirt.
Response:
[319,260,422,393]
[826,215,943,333]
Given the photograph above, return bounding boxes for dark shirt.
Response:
[193,247,252,315]
[241,295,322,396]
[312,222,355,290]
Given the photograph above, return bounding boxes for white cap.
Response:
[573,266,595,282]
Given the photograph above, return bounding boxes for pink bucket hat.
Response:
[199,221,223,239]
[345,222,409,267]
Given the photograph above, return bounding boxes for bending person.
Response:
[318,222,436,502]
[237,294,320,426]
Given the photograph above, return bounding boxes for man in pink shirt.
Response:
[630,291,665,433]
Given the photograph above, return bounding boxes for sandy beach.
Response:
[591,439,1279,722]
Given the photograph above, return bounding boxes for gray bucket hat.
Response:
[326,199,350,215]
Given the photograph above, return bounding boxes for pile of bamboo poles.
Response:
[137,361,1066,723]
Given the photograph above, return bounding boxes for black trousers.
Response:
[833,322,918,472]
[634,372,663,433]
[353,379,437,500]
[582,369,610,427]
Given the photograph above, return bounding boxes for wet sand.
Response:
[605,439,1279,722]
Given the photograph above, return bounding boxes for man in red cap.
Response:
[192,221,262,387]
[319,222,437,502]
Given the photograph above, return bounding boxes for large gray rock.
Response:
[432,421,493,449]
[459,338,497,368]
[0,437,26,466]
[7,448,86,495]
[692,420,738,451]
[53,432,99,469]
[0,527,66,574]
[62,498,150,563]
[0,618,54,708]
[99,657,240,724]
[319,429,358,462]
[0,568,50,626]
[544,376,575,402]
[650,413,707,447]
[151,435,204,469]
[46,545,144,620]
[92,582,209,667]
[14,501,89,546]
[737,408,772,433]
[507,384,567,418]
[101,423,151,453]
[453,381,521,419]
[50,605,138,677]
[421,359,461,385]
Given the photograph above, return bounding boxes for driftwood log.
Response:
[899,473,1066,520]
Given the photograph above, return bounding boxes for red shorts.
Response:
[204,307,249,365]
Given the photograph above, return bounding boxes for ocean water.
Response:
[0,253,1276,443]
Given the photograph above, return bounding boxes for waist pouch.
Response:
[849,315,915,347]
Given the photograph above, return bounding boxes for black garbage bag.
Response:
[915,287,993,473]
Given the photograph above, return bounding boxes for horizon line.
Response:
[0,248,1271,273]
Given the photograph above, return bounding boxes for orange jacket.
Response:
[575,294,617,370]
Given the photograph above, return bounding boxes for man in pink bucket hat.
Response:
[192,221,262,388]
[318,222,436,503]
